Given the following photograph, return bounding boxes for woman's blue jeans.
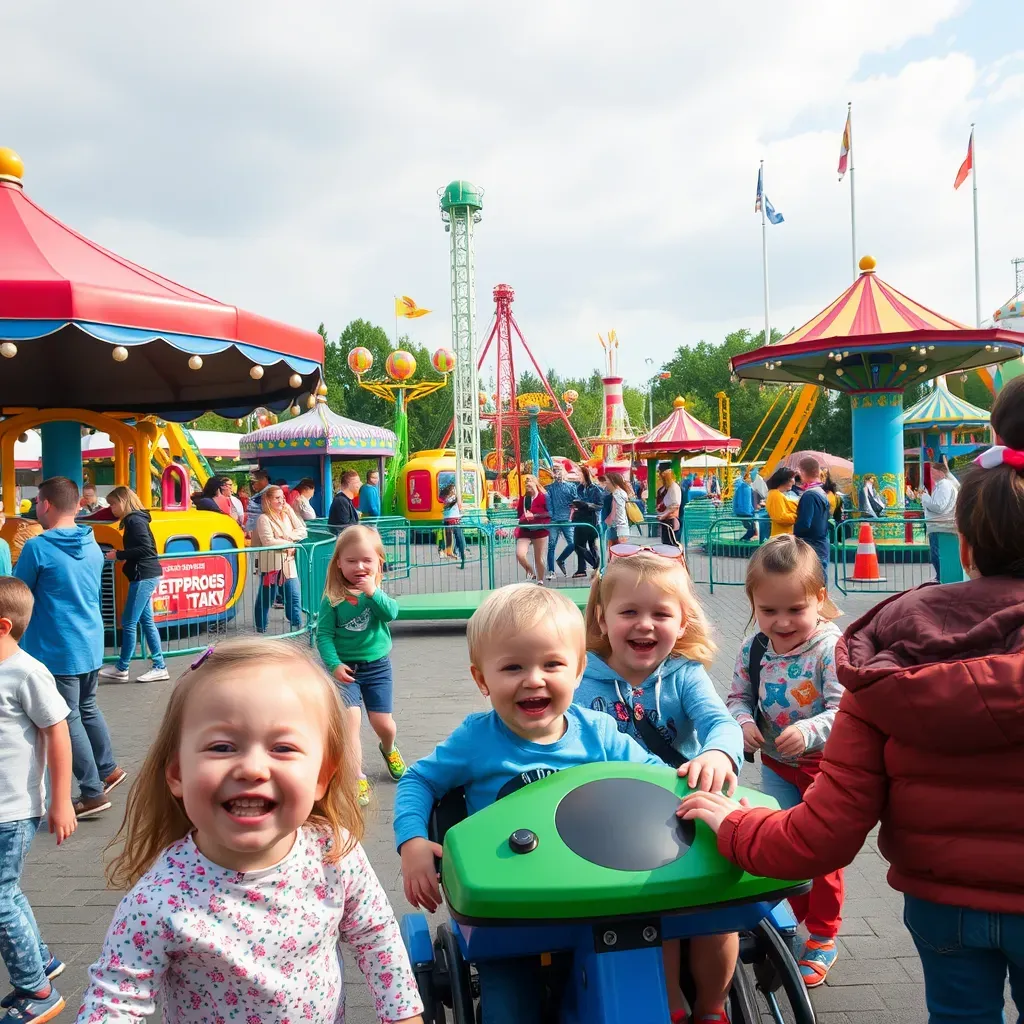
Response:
[255,574,302,632]
[904,894,1024,1023]
[117,577,165,672]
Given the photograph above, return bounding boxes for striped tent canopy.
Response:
[240,401,396,459]
[631,397,741,457]
[732,256,1024,391]
[902,378,990,430]
[994,294,1024,324]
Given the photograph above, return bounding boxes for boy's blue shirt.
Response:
[576,652,744,770]
[394,703,663,849]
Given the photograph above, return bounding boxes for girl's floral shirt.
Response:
[76,828,423,1024]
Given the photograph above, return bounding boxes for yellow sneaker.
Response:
[380,744,407,781]
[357,777,371,807]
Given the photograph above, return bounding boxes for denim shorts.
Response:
[337,656,394,713]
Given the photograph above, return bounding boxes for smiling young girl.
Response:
[725,534,845,987]
[578,550,743,1024]
[317,525,405,808]
[79,637,423,1023]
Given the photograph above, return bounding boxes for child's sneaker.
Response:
[357,778,371,807]
[1,986,65,1022]
[380,744,407,781]
[798,936,839,988]
[1,960,64,1009]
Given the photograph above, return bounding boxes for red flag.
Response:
[954,129,973,190]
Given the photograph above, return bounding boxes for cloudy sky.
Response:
[4,1,1023,387]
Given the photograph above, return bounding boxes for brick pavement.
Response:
[4,584,1012,1022]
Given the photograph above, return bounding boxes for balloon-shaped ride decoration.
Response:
[348,347,374,376]
[385,350,417,382]
[431,347,456,374]
[562,389,579,404]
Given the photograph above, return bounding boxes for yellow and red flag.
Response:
[954,129,974,190]
[837,112,851,181]
[395,295,431,319]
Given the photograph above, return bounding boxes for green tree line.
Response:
[194,320,995,468]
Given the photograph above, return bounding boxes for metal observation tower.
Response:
[440,180,484,505]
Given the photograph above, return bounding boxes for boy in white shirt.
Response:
[0,577,76,1023]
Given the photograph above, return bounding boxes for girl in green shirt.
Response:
[316,525,405,807]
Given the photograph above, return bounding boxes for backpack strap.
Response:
[632,709,684,769]
[743,633,770,763]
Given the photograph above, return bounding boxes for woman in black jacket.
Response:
[98,487,168,683]
[569,465,604,578]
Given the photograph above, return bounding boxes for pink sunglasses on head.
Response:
[608,543,684,562]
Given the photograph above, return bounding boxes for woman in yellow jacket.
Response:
[764,466,799,536]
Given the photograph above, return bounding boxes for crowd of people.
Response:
[0,381,1020,1022]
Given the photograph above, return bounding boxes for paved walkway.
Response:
[5,583,1011,1022]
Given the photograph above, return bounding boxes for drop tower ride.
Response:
[439,180,484,505]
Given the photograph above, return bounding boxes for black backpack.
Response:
[743,633,770,763]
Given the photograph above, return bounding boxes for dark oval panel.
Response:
[554,777,695,871]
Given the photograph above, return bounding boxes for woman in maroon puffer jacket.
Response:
[681,375,1024,1023]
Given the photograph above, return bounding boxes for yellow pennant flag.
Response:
[395,295,431,319]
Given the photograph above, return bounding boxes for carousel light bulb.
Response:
[18,433,28,444]
[899,363,907,371]
[827,351,834,359]
[306,394,316,408]
[836,368,844,376]
[0,342,17,359]
[817,374,825,381]
[249,365,265,380]
[960,372,968,382]
[919,364,927,373]
[317,383,328,396]
[290,404,300,416]
[112,346,128,362]
[928,345,935,351]
[188,355,203,370]
[289,373,303,388]
[843,350,850,357]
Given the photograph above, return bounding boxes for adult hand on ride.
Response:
[104,549,118,561]
[333,664,355,684]
[400,838,444,913]
[774,724,807,759]
[678,750,737,796]
[676,791,751,835]
[741,721,764,754]
[49,796,77,845]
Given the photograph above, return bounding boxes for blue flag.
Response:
[764,196,784,225]
[755,167,784,224]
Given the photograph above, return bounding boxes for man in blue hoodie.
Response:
[544,464,577,578]
[15,477,124,819]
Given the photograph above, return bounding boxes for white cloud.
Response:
[3,0,1021,394]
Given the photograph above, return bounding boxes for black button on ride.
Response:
[509,828,538,854]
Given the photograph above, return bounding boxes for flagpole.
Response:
[971,124,981,326]
[760,159,770,345]
[848,101,857,280]
[394,296,399,349]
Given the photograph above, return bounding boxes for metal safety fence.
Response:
[832,515,932,596]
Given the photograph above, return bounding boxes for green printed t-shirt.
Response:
[316,588,399,668]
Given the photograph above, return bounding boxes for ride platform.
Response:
[395,587,591,620]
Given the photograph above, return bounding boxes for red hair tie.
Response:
[974,446,1024,471]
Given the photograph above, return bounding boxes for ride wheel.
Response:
[435,922,476,1024]
[745,920,816,1024]
[728,960,762,1024]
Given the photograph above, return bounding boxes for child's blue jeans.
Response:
[903,894,1024,1023]
[0,818,51,993]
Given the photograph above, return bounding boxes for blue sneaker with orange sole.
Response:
[799,936,839,988]
[0,985,65,1022]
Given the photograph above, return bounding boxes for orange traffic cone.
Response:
[852,522,886,582]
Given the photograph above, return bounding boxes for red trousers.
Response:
[762,755,845,940]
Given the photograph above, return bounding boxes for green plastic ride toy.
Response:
[399,761,817,1023]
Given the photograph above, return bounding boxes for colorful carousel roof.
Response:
[631,397,741,456]
[994,293,1024,324]
[732,256,1024,390]
[0,148,322,417]
[240,401,397,459]
[901,378,990,431]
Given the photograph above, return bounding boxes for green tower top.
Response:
[440,180,484,213]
